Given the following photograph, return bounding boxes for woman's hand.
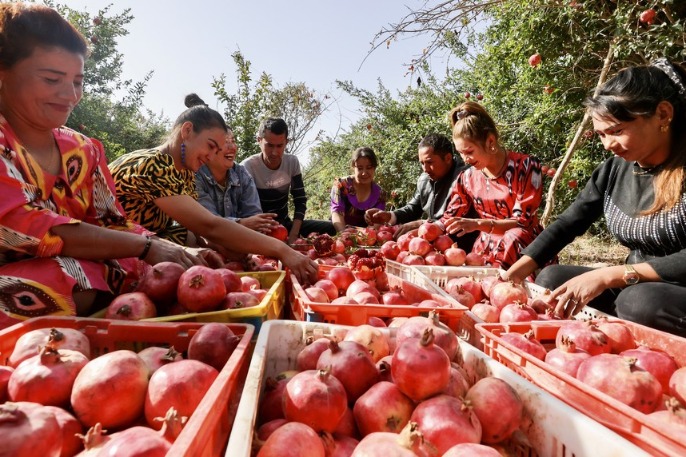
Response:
[281,248,319,286]
[239,213,279,234]
[365,209,391,225]
[444,217,480,237]
[548,269,613,318]
[502,256,538,284]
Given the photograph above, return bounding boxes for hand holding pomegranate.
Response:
[281,248,319,285]
[549,268,620,318]
[364,208,391,225]
[239,213,279,234]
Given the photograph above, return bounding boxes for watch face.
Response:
[624,273,640,285]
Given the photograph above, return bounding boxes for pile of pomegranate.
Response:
[379,221,488,267]
[494,319,686,434]
[302,267,458,310]
[0,323,241,456]
[254,319,526,456]
[103,264,271,320]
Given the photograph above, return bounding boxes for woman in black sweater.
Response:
[505,58,686,337]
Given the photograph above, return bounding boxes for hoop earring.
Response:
[180,142,187,165]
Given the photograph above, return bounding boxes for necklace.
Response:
[481,153,508,180]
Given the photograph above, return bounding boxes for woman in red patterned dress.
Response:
[440,102,546,269]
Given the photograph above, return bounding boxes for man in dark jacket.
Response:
[365,133,477,249]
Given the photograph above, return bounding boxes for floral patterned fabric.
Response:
[0,116,148,328]
[330,176,386,227]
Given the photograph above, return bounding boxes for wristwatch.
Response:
[623,264,640,286]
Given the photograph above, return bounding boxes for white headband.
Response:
[652,58,686,96]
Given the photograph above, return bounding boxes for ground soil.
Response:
[557,234,629,268]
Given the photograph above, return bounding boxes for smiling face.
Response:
[258,130,288,170]
[0,46,84,130]
[181,123,226,172]
[418,146,453,181]
[208,130,238,173]
[353,157,376,185]
[591,111,670,168]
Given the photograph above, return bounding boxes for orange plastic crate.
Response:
[475,319,686,457]
[0,317,254,457]
[289,272,467,330]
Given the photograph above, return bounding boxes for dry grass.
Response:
[557,234,629,268]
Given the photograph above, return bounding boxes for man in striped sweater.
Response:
[242,118,335,244]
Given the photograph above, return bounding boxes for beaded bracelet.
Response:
[138,236,153,260]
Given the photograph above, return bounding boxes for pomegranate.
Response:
[433,234,453,253]
[217,268,242,293]
[297,337,331,371]
[223,291,260,309]
[595,318,636,354]
[418,221,443,241]
[577,354,662,414]
[396,311,460,361]
[401,253,424,265]
[314,279,339,301]
[145,359,218,429]
[639,8,656,25]
[500,331,547,360]
[368,316,387,327]
[248,288,268,302]
[471,302,500,323]
[9,327,91,367]
[137,346,182,374]
[465,377,522,443]
[620,346,678,393]
[105,292,157,320]
[444,247,467,266]
[443,443,502,457]
[0,366,13,402]
[379,241,401,260]
[328,267,356,294]
[424,251,446,266]
[43,406,83,457]
[346,280,379,300]
[499,302,538,323]
[555,321,611,356]
[351,421,425,457]
[446,276,483,303]
[343,324,390,362]
[135,261,185,305]
[354,291,380,304]
[353,381,414,436]
[177,265,227,312]
[332,296,356,305]
[316,340,379,402]
[396,233,413,251]
[71,350,150,429]
[670,367,686,405]
[408,237,431,256]
[464,252,485,266]
[528,52,542,67]
[395,251,409,264]
[448,286,476,309]
[188,323,241,371]
[283,368,348,433]
[258,371,297,424]
[0,402,62,457]
[95,425,171,457]
[256,418,289,442]
[333,406,358,437]
[305,286,330,303]
[268,224,288,241]
[76,423,110,456]
[647,397,686,440]
[392,328,451,402]
[480,276,501,298]
[8,346,88,407]
[544,336,591,378]
[377,357,393,383]
[489,282,528,310]
[326,434,359,457]
[382,291,409,306]
[410,395,482,453]
[442,365,471,399]
[256,422,325,457]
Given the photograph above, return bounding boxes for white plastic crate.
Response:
[225,320,648,457]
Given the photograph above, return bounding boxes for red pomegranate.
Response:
[443,443,502,457]
[316,340,379,402]
[217,268,242,293]
[465,377,523,444]
[480,276,501,298]
[351,422,426,456]
[444,247,467,266]
[43,405,83,457]
[647,397,686,441]
[410,395,482,453]
[418,221,443,242]
[391,328,451,402]
[0,402,62,457]
[395,312,459,362]
[188,323,241,372]
[256,422,326,457]
[555,321,611,356]
[343,324,390,362]
[353,381,415,436]
[379,241,400,260]
[620,346,678,393]
[408,237,432,257]
[328,267,356,294]
[296,337,331,371]
[544,336,591,378]
[500,331,547,361]
[305,286,330,303]
[177,265,227,312]
[144,359,218,429]
[314,279,339,301]
[442,365,471,399]
[135,261,185,305]
[9,327,91,368]
[137,346,182,374]
[105,292,157,320]
[471,302,500,323]
[283,368,348,433]
[489,282,528,310]
[595,318,636,353]
[670,367,686,405]
[71,349,150,429]
[8,346,88,407]
[0,366,13,403]
[464,252,485,266]
[446,276,483,303]
[499,302,538,323]
[257,371,298,424]
[95,425,171,457]
[433,234,453,253]
[577,353,663,414]
[223,291,260,309]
